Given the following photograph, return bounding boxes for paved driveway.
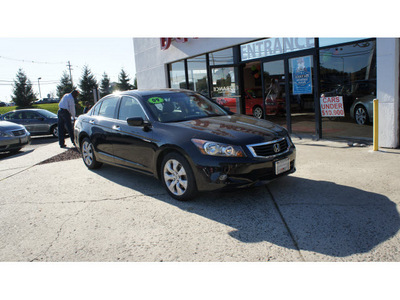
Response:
[1,139,400,262]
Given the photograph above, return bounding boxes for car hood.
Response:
[161,114,288,144]
[0,120,26,130]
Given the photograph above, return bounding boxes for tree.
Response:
[56,71,76,99]
[79,65,98,104]
[99,72,111,97]
[116,68,133,91]
[11,69,36,107]
[133,76,138,89]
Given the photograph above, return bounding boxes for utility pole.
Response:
[37,77,42,99]
[67,61,73,87]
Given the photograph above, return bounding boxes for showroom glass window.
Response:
[319,40,376,139]
[209,48,234,65]
[320,40,376,110]
[210,67,240,113]
[187,55,209,97]
[169,61,186,89]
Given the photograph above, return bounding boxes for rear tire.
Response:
[81,137,102,169]
[51,125,58,137]
[161,152,197,201]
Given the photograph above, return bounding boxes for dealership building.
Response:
[133,38,399,148]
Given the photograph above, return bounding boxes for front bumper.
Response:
[0,134,31,152]
[192,148,296,192]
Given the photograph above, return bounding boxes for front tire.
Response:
[252,106,263,119]
[81,137,102,169]
[161,152,197,201]
[354,105,369,125]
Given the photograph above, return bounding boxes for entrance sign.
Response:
[320,96,345,117]
[241,38,315,61]
[292,56,313,95]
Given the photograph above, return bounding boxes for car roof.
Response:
[4,108,48,113]
[118,89,196,98]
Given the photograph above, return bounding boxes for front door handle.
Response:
[89,120,95,124]
[113,125,121,131]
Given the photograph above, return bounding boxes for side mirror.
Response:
[127,117,144,126]
[127,117,152,132]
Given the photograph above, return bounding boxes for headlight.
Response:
[192,139,246,157]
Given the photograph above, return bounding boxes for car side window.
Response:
[118,96,147,121]
[25,111,40,119]
[92,102,102,116]
[3,112,17,120]
[98,96,119,119]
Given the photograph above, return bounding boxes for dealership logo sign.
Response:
[160,38,197,50]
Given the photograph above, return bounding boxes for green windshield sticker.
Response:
[148,97,164,104]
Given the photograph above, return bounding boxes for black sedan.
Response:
[74,89,296,200]
[0,109,60,137]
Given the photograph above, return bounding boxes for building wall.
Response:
[377,38,400,148]
[133,38,255,89]
[134,38,400,148]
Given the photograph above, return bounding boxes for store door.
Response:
[262,54,316,136]
[288,55,316,136]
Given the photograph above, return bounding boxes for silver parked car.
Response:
[350,94,374,125]
[0,120,31,153]
[0,109,61,137]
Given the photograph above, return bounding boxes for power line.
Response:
[0,55,65,65]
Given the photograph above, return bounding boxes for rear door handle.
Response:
[89,120,95,124]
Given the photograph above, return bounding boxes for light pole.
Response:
[37,77,42,100]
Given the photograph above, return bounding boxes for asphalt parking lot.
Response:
[1,137,400,262]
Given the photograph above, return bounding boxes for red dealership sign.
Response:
[320,96,345,117]
[160,38,196,50]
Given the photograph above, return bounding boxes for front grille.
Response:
[12,129,26,136]
[247,137,289,158]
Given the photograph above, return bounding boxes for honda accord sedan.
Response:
[0,109,60,137]
[74,89,296,200]
[0,121,31,153]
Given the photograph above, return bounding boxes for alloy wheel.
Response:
[355,106,367,125]
[163,159,188,196]
[253,107,263,119]
[82,140,94,166]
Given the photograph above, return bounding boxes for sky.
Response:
[1,2,396,104]
[0,38,136,103]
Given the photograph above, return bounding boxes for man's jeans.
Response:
[57,109,74,146]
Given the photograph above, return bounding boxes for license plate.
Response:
[20,136,28,143]
[275,158,290,175]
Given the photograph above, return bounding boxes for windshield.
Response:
[38,109,57,118]
[143,92,229,123]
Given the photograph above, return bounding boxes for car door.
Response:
[111,96,156,174]
[15,111,34,132]
[24,111,49,134]
[88,95,120,164]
